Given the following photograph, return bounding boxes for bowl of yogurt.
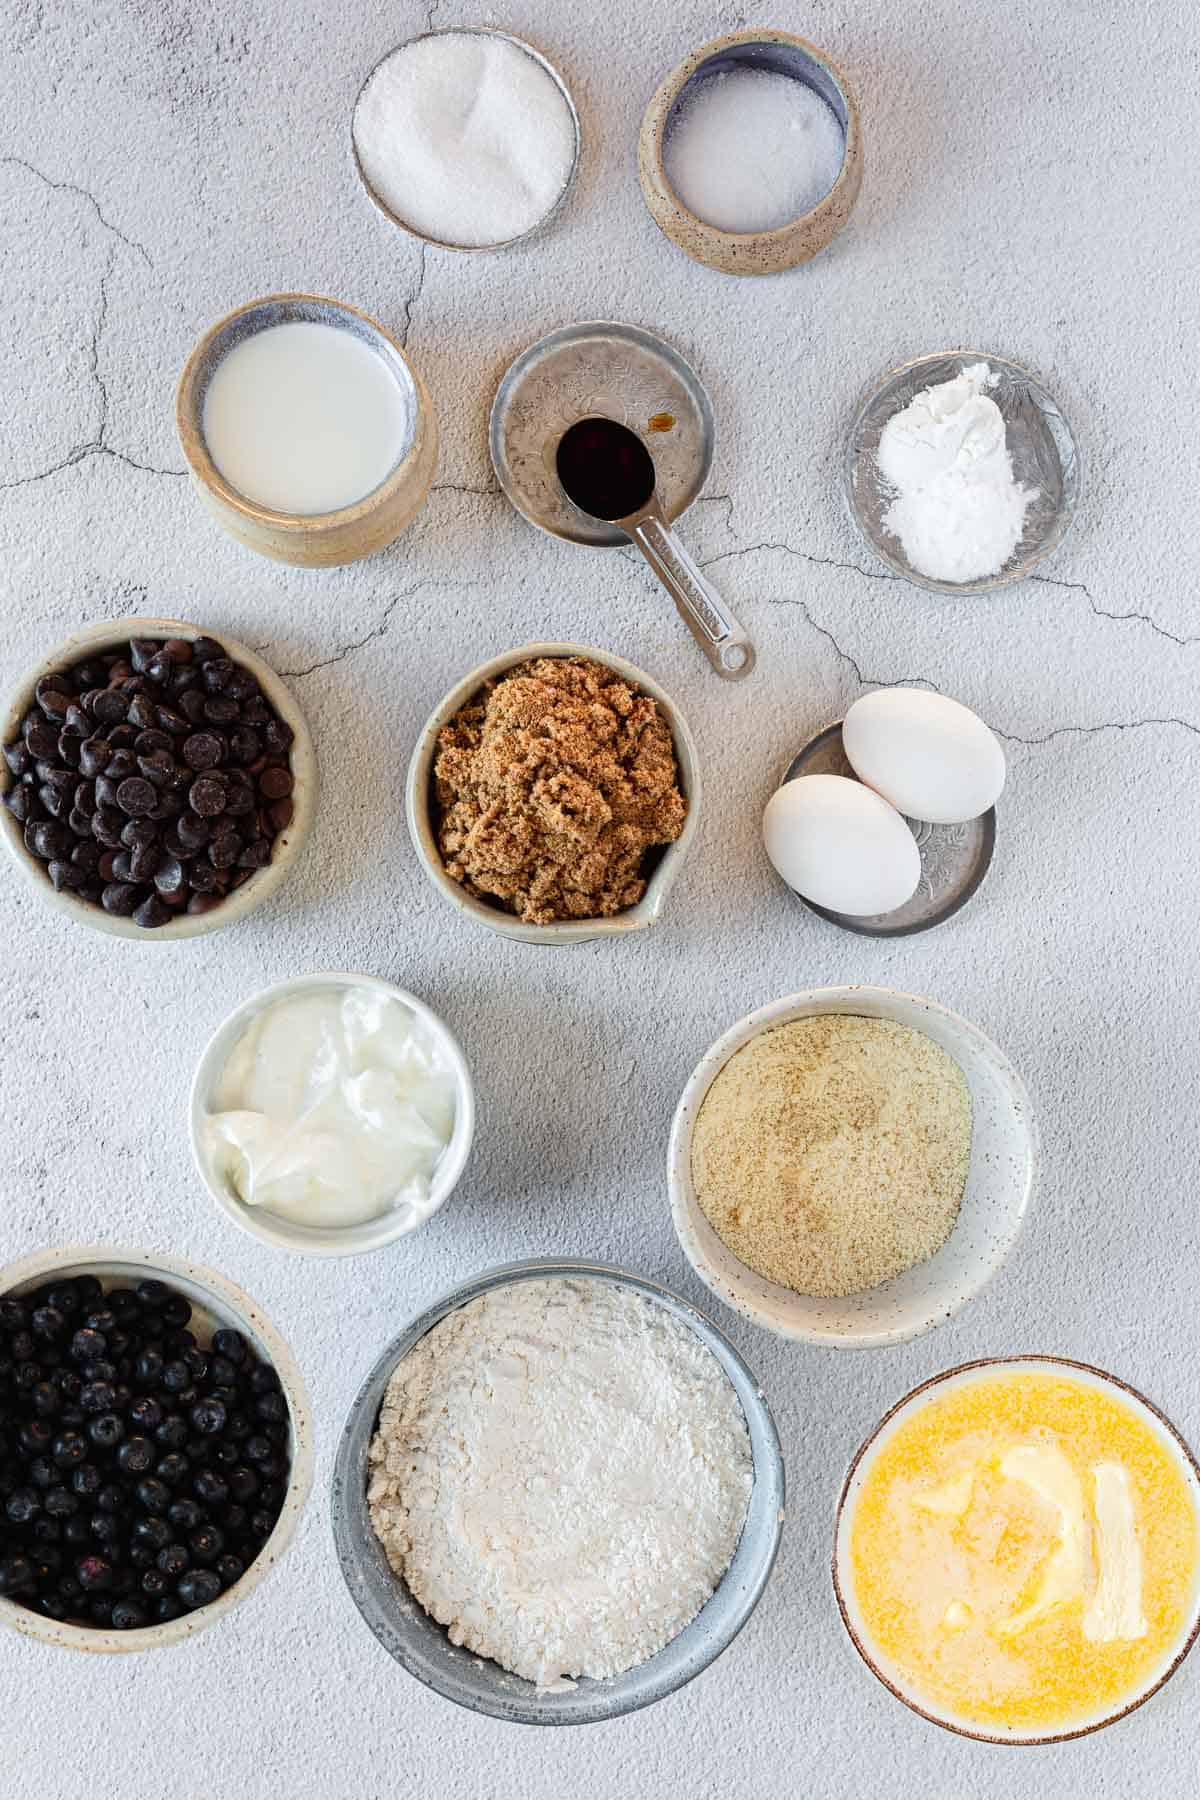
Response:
[189,972,474,1257]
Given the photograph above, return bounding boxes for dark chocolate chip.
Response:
[191,637,224,663]
[153,856,186,898]
[202,696,239,726]
[133,894,171,929]
[91,689,128,725]
[100,882,139,916]
[116,777,158,817]
[182,733,222,772]
[188,775,226,818]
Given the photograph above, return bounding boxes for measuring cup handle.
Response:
[630,514,756,680]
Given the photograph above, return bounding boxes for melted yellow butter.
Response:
[848,1372,1198,1732]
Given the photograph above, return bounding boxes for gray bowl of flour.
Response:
[331,1258,784,1724]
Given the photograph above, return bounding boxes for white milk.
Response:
[202,320,413,515]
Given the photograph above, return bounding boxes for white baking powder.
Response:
[664,68,845,232]
[367,1278,753,1687]
[353,31,576,249]
[876,362,1034,583]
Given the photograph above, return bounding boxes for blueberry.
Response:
[19,1420,53,1455]
[70,1328,106,1363]
[0,1554,37,1596]
[156,1544,189,1580]
[155,1594,185,1622]
[5,1487,40,1523]
[192,1470,228,1508]
[207,1355,238,1388]
[215,1552,245,1589]
[140,1567,168,1598]
[51,1430,87,1467]
[82,1309,116,1337]
[189,1525,224,1564]
[155,1453,190,1488]
[129,1397,163,1432]
[30,1380,62,1417]
[71,1463,102,1496]
[30,1305,66,1340]
[89,1513,120,1545]
[87,1413,124,1450]
[227,1467,258,1503]
[167,1498,203,1531]
[176,1569,220,1610]
[154,1415,188,1451]
[161,1361,190,1394]
[211,1328,246,1365]
[132,1516,171,1552]
[116,1437,154,1475]
[79,1381,117,1414]
[63,1517,89,1547]
[111,1598,147,1630]
[134,1350,163,1386]
[189,1400,227,1440]
[244,1435,273,1466]
[160,1297,191,1331]
[28,1456,57,1490]
[95,1484,125,1516]
[136,1477,170,1515]
[43,1487,78,1518]
[76,1554,114,1592]
[254,1391,287,1424]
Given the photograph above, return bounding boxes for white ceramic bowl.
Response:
[668,986,1036,1347]
[832,1356,1200,1742]
[0,1244,314,1653]
[0,617,318,939]
[190,972,475,1258]
[404,642,701,946]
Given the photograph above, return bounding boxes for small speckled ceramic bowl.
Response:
[330,1257,784,1723]
[0,1244,313,1653]
[352,29,581,253]
[668,987,1036,1347]
[0,618,317,940]
[404,643,701,946]
[638,30,863,275]
[833,1356,1200,1741]
[189,971,475,1258]
[176,294,438,567]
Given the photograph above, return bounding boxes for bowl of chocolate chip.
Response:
[405,643,700,945]
[0,618,317,938]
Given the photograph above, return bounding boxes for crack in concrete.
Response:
[399,244,428,350]
[996,716,1200,745]
[701,537,904,587]
[277,578,477,677]
[1031,572,1199,648]
[0,154,151,265]
[431,481,500,499]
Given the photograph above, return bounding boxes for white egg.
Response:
[842,688,1005,824]
[762,774,921,915]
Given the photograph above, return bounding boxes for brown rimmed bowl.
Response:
[832,1356,1200,1742]
[0,617,318,940]
[638,29,863,276]
[404,642,701,946]
[176,294,438,567]
[0,1244,314,1653]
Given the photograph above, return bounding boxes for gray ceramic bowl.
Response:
[0,1244,314,1653]
[331,1258,784,1724]
[0,618,318,940]
[404,643,701,945]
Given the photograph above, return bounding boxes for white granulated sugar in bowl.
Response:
[352,31,577,249]
[367,1278,753,1688]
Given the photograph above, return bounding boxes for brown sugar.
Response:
[433,657,687,925]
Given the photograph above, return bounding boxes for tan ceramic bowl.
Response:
[638,30,863,276]
[0,617,318,940]
[176,293,438,567]
[404,643,701,945]
[0,1244,314,1654]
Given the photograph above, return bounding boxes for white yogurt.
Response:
[201,320,413,515]
[205,987,457,1229]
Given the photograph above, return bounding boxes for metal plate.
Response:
[781,722,995,936]
[489,321,714,546]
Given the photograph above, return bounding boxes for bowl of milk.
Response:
[176,293,438,567]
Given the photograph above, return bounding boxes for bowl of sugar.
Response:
[351,28,580,253]
[639,29,862,276]
[176,294,438,567]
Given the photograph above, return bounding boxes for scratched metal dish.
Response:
[331,1257,784,1725]
[351,29,581,253]
[779,722,995,935]
[846,351,1080,594]
[489,321,714,547]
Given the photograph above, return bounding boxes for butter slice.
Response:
[1083,1462,1148,1643]
[912,1470,975,1517]
[994,1443,1088,1638]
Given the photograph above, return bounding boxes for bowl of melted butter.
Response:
[833,1357,1200,1742]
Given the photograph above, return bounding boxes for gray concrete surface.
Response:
[1,2,1197,1795]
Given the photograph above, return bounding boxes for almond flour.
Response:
[691,1015,971,1298]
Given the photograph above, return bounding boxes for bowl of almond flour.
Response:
[669,986,1037,1349]
[330,1259,783,1723]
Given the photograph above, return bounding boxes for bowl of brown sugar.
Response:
[405,643,700,944]
[668,987,1037,1348]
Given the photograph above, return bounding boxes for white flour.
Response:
[876,362,1034,583]
[367,1277,753,1687]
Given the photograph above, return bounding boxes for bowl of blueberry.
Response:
[0,1245,313,1650]
[0,617,318,938]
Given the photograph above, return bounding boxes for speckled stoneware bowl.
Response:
[0,617,317,941]
[404,642,701,946]
[638,30,863,275]
[189,971,475,1258]
[0,1244,314,1654]
[352,28,581,253]
[668,987,1036,1348]
[330,1257,784,1724]
[176,294,438,567]
[833,1357,1200,1742]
